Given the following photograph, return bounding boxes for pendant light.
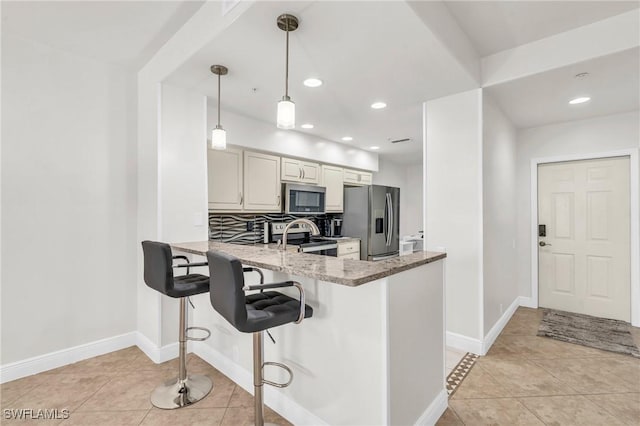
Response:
[276,14,298,129]
[210,65,228,150]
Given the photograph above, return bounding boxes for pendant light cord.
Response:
[285,21,289,99]
[217,72,221,126]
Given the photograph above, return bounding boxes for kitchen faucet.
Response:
[280,218,320,251]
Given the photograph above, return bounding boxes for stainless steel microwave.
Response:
[284,183,326,215]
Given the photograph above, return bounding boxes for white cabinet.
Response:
[281,157,320,184]
[244,151,281,212]
[321,165,344,213]
[343,168,372,186]
[337,240,361,260]
[208,148,243,210]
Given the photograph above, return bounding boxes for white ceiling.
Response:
[485,47,640,129]
[1,1,205,69]
[164,1,482,164]
[444,1,640,57]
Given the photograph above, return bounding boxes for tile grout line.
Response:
[137,407,152,426]
[515,397,551,426]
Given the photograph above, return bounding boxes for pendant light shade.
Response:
[277,97,295,129]
[210,64,228,150]
[276,14,298,129]
[211,126,226,150]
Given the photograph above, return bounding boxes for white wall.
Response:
[373,157,423,238]
[209,108,379,172]
[482,95,518,335]
[404,163,424,236]
[158,84,209,345]
[425,89,483,340]
[516,110,640,299]
[1,34,137,363]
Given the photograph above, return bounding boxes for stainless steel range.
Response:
[269,221,338,256]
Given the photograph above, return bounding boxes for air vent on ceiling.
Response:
[389,138,412,144]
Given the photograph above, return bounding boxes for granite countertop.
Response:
[170,241,446,287]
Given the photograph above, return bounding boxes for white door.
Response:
[207,148,243,211]
[243,151,281,212]
[538,157,630,321]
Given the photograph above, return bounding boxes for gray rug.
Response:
[538,309,640,358]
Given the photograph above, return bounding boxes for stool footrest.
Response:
[262,361,293,388]
[186,326,211,341]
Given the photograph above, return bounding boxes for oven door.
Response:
[285,183,326,214]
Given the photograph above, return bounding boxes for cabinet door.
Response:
[244,151,282,212]
[300,161,320,184]
[208,148,243,210]
[322,165,344,212]
[359,171,372,185]
[281,157,302,182]
[344,168,372,186]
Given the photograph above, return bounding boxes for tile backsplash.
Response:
[209,212,340,244]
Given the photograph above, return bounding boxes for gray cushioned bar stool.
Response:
[207,251,313,426]
[141,241,213,409]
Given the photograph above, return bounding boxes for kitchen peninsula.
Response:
[172,241,447,425]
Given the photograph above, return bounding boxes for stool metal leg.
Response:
[150,297,213,409]
[253,331,281,426]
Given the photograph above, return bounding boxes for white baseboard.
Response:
[192,341,328,426]
[482,297,519,355]
[0,332,137,384]
[519,296,538,309]
[135,332,180,364]
[415,389,448,426]
[445,331,483,355]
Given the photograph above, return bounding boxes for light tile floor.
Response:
[437,307,640,425]
[2,308,638,425]
[0,349,291,425]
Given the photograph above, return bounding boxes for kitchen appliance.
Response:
[316,218,330,237]
[284,183,326,215]
[342,185,400,261]
[269,221,337,256]
[329,218,342,237]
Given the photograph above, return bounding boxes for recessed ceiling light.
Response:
[341,136,353,141]
[370,146,380,150]
[303,78,323,88]
[371,102,387,109]
[569,96,591,105]
[301,123,314,129]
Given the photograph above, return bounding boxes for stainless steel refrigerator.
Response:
[342,185,400,261]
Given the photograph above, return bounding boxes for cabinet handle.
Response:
[302,169,305,180]
[299,168,302,179]
[277,195,280,206]
[240,193,243,204]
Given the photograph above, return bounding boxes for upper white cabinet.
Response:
[321,165,344,212]
[208,148,243,210]
[343,168,373,186]
[281,157,320,184]
[244,151,282,212]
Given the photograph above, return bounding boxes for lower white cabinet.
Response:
[208,148,243,210]
[321,165,344,212]
[337,240,360,260]
[243,151,282,212]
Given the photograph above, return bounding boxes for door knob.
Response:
[539,241,552,247]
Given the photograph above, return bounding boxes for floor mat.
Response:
[446,352,479,397]
[538,308,640,358]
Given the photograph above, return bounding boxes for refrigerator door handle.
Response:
[385,193,392,246]
[388,193,394,245]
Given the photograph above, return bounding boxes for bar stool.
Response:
[206,251,313,426]
[141,241,213,409]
